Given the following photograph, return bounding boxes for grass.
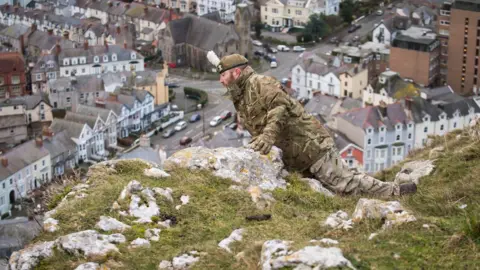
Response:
[32,128,480,269]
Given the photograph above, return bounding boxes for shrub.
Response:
[184,87,208,106]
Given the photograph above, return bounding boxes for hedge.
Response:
[169,88,176,101]
[184,87,208,106]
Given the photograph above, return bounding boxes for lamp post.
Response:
[197,103,205,136]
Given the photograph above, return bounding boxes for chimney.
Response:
[5,4,9,11]
[378,101,388,118]
[63,31,69,40]
[31,23,37,32]
[108,1,113,7]
[84,40,88,50]
[116,25,121,34]
[144,6,148,14]
[104,38,109,50]
[47,29,53,36]
[35,137,43,147]
[354,64,358,74]
[139,134,151,147]
[123,40,127,49]
[55,40,61,55]
[1,157,8,167]
[14,5,18,13]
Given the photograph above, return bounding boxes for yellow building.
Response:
[127,63,170,105]
[339,65,369,99]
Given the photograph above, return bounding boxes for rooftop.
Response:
[394,26,437,44]
[0,139,50,180]
[333,42,390,58]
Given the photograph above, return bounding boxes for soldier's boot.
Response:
[309,148,400,197]
[399,182,417,195]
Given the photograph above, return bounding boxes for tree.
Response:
[254,22,263,39]
[394,83,420,100]
[340,0,355,24]
[303,14,328,42]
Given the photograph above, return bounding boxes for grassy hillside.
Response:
[33,130,480,269]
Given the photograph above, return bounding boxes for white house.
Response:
[372,20,393,45]
[197,0,237,22]
[0,138,51,218]
[362,70,412,107]
[75,104,119,148]
[50,118,96,162]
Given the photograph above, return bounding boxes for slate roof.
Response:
[333,131,358,152]
[0,99,25,108]
[0,139,50,180]
[338,102,409,130]
[295,51,329,75]
[408,96,480,123]
[10,94,49,110]
[73,75,105,93]
[420,85,464,103]
[125,5,170,24]
[75,104,112,121]
[168,15,239,51]
[103,101,126,115]
[50,118,85,139]
[42,130,77,159]
[201,11,223,23]
[371,72,410,97]
[64,111,98,128]
[0,115,27,129]
[57,44,143,65]
[26,31,77,51]
[304,94,339,120]
[31,54,59,73]
[0,24,29,39]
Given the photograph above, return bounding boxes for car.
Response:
[179,136,192,146]
[189,113,201,122]
[264,54,276,62]
[293,46,306,52]
[270,61,278,68]
[174,121,187,131]
[171,104,179,110]
[227,122,238,130]
[267,47,278,53]
[348,24,361,33]
[252,40,263,46]
[352,36,360,42]
[376,9,384,15]
[277,45,290,52]
[329,37,339,44]
[325,50,332,56]
[220,110,232,120]
[210,116,223,127]
[165,82,179,88]
[254,50,265,56]
[162,128,176,138]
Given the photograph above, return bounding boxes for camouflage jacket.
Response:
[230,66,334,172]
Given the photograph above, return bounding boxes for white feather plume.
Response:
[207,50,221,67]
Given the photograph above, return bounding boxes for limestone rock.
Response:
[95,216,131,232]
[163,147,287,191]
[43,217,59,233]
[119,180,143,201]
[324,210,353,230]
[248,186,276,209]
[129,194,160,223]
[112,201,120,210]
[141,188,157,202]
[299,178,334,197]
[144,167,171,178]
[260,240,354,270]
[153,187,174,202]
[145,228,161,242]
[352,198,416,229]
[56,230,119,258]
[74,262,101,270]
[218,228,244,253]
[394,160,435,185]
[9,241,55,270]
[129,238,151,249]
[429,146,445,159]
[172,253,200,269]
[158,219,172,228]
[72,184,90,192]
[158,260,173,269]
[175,195,190,210]
[107,233,126,244]
[310,238,339,245]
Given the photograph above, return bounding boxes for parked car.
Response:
[227,122,238,130]
[329,37,339,44]
[162,128,176,138]
[220,110,232,120]
[189,113,201,122]
[210,116,223,127]
[252,40,263,46]
[376,9,384,15]
[165,82,179,88]
[293,46,306,52]
[348,24,362,33]
[270,61,278,68]
[179,136,192,146]
[387,3,393,9]
[254,50,265,56]
[171,104,179,110]
[277,45,290,52]
[267,47,278,53]
[325,50,332,56]
[174,121,187,131]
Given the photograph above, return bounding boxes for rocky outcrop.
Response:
[56,230,120,258]
[352,199,416,229]
[9,241,55,270]
[144,167,171,178]
[218,229,244,253]
[129,238,151,249]
[324,210,353,230]
[95,216,131,232]
[158,251,201,270]
[43,217,59,233]
[260,240,355,270]
[394,160,435,185]
[163,147,287,190]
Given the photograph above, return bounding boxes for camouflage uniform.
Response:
[214,54,399,196]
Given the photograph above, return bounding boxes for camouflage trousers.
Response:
[309,148,400,197]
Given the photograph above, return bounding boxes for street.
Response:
[150,9,392,155]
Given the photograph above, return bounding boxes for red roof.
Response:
[0,52,25,73]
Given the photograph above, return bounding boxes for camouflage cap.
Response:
[217,54,248,74]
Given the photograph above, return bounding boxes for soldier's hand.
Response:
[248,134,274,155]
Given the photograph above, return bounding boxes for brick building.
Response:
[447,0,480,95]
[437,2,451,85]
[390,26,440,87]
[0,52,27,99]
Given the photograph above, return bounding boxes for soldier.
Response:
[206,52,417,196]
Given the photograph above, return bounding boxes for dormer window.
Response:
[63,59,69,66]
[396,124,401,130]
[103,55,108,62]
[367,128,373,134]
[80,57,86,64]
[408,123,413,128]
[94,56,99,63]
[72,58,78,65]
[380,127,385,132]
[131,52,136,59]
[440,114,445,120]
[423,116,429,122]
[112,54,117,61]
[121,76,126,82]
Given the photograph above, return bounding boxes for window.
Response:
[103,55,108,62]
[408,123,413,128]
[72,58,78,65]
[36,74,42,80]
[295,10,301,15]
[11,75,20,84]
[347,149,352,156]
[41,113,45,120]
[396,135,400,141]
[34,164,37,170]
[367,138,371,145]
[396,124,401,130]
[112,54,117,61]
[42,160,45,166]
[63,59,69,66]
[272,8,278,13]
[65,70,69,76]
[380,136,384,143]
[408,133,412,139]
[453,122,457,128]
[367,128,373,134]
[131,53,136,59]
[380,127,385,132]
[66,97,71,103]
[440,124,444,131]
[0,196,3,206]
[366,150,371,158]
[424,127,428,133]
[94,56,99,63]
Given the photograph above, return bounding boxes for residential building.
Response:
[0,138,51,217]
[64,111,107,158]
[261,0,339,30]
[50,118,94,162]
[31,54,60,94]
[0,52,26,98]
[334,102,414,174]
[437,2,451,85]
[75,104,118,148]
[0,24,30,53]
[23,27,77,64]
[447,0,480,95]
[195,0,238,21]
[390,26,440,87]
[291,52,368,99]
[303,93,362,126]
[118,134,167,166]
[0,99,28,147]
[42,129,78,177]
[48,75,105,109]
[333,131,363,170]
[10,94,54,137]
[371,17,410,45]
[159,14,243,71]
[332,41,390,82]
[362,70,418,107]
[0,0,33,8]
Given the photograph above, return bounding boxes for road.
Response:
[150,9,392,154]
